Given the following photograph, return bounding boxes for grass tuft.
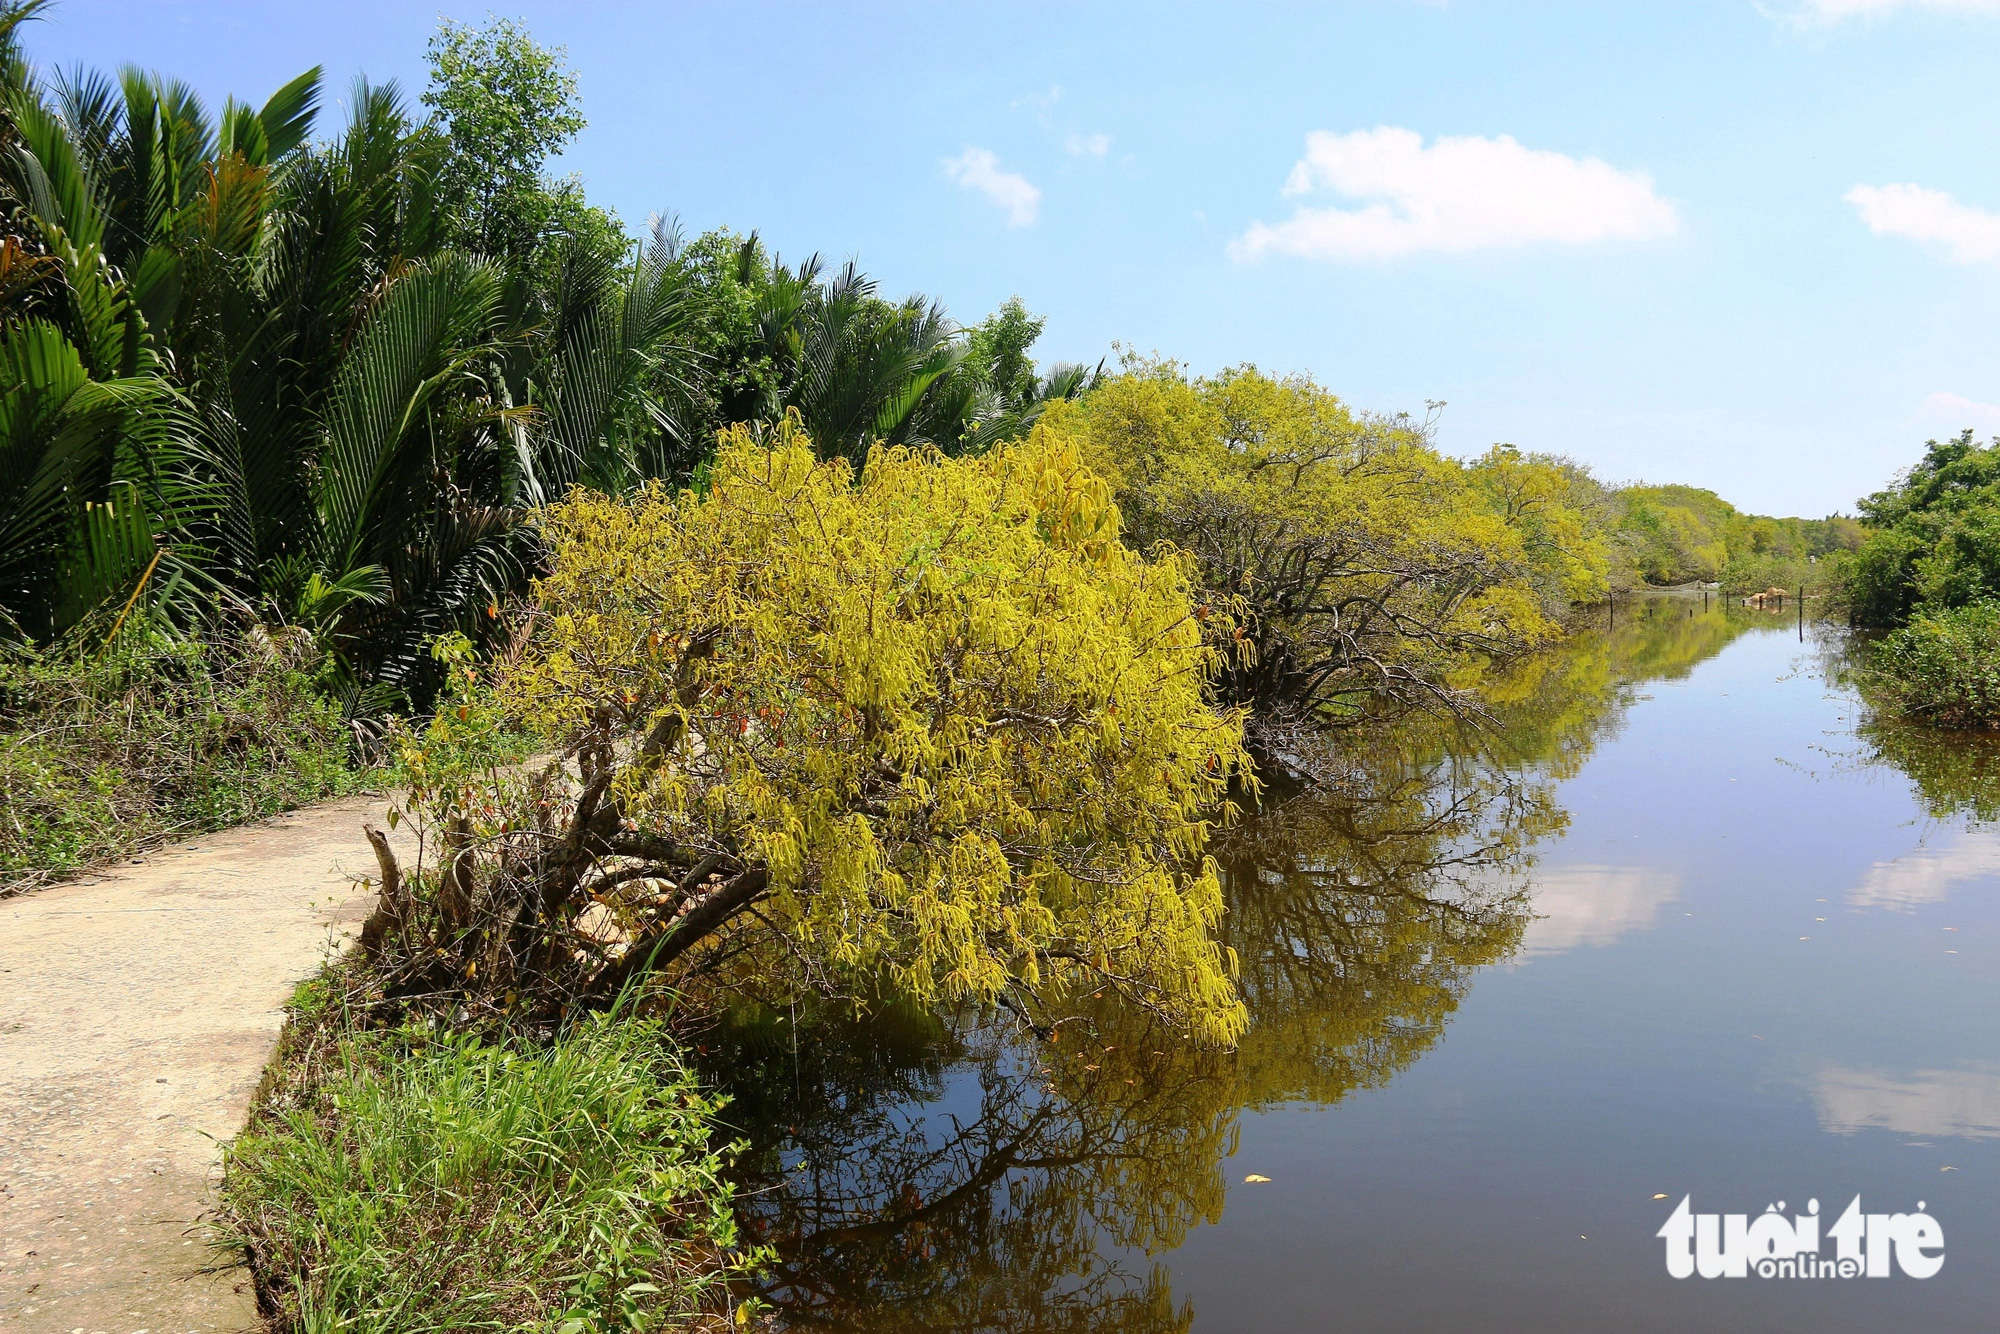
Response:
[222,978,764,1332]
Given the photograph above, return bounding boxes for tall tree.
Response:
[421,16,615,270]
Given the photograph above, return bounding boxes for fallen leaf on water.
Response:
[1653,1193,1669,1200]
[1244,1174,1271,1184]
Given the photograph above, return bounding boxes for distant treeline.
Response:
[1611,483,1863,591]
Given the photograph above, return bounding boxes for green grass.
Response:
[221,979,763,1332]
[0,633,362,892]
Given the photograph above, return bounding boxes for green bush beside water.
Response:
[1826,430,2000,727]
[223,985,762,1333]
[1866,602,2000,729]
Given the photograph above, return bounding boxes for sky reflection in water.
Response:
[703,597,2000,1332]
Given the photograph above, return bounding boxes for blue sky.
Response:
[26,0,2000,515]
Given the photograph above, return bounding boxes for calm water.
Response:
[707,597,2000,1332]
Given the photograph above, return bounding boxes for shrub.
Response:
[364,419,1251,1045]
[0,631,359,893]
[223,987,761,1332]
[1867,602,2000,728]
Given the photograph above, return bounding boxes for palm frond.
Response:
[314,251,502,576]
[0,318,193,637]
[49,63,120,179]
[7,85,106,250]
[255,66,320,162]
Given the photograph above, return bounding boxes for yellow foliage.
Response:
[508,417,1252,1045]
[1052,361,1595,735]
[1468,444,1612,608]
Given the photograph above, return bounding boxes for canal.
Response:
[707,596,2000,1331]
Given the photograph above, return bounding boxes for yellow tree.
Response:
[1467,444,1612,609]
[375,417,1252,1044]
[1053,360,1593,776]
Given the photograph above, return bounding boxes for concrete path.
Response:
[0,796,399,1334]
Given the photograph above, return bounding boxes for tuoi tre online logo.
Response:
[1657,1195,1943,1280]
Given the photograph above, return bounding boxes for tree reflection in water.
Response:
[698,596,1757,1331]
[1858,715,2000,822]
[1809,619,2000,823]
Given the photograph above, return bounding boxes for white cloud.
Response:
[1516,863,1681,959]
[1066,132,1112,158]
[1231,127,1678,262]
[1913,391,2000,432]
[1777,0,2000,26]
[1851,828,2000,910]
[1847,182,2000,262]
[943,148,1041,227]
[1814,1063,2000,1138]
[1011,85,1062,126]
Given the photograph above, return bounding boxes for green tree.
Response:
[961,296,1101,450]
[0,5,1101,686]
[1608,481,1854,591]
[967,296,1044,409]
[1847,430,2000,626]
[421,15,612,268]
[0,2,227,642]
[644,241,1096,475]
[1615,484,1736,583]
[0,6,696,716]
[1865,601,2000,728]
[1469,444,1616,607]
